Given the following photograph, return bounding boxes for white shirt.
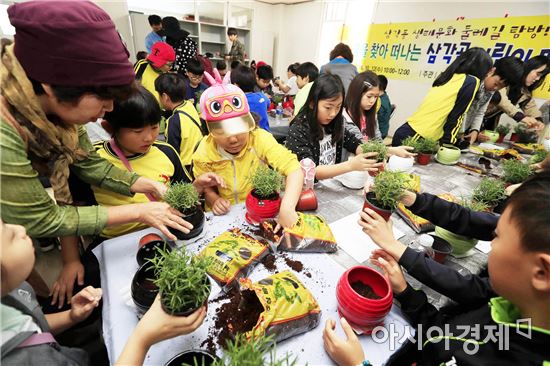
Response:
[318,132,336,166]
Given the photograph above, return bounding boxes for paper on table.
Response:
[475,240,492,254]
[330,212,405,263]
[478,142,505,150]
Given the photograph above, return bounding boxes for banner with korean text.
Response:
[360,15,550,99]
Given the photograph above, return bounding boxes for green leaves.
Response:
[360,139,387,162]
[164,182,200,214]
[531,150,549,165]
[372,171,408,210]
[148,247,211,314]
[495,124,510,136]
[401,137,438,154]
[472,178,506,206]
[250,165,283,198]
[502,159,533,184]
[212,334,297,366]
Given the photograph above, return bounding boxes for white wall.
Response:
[371,0,549,135]
[93,1,135,61]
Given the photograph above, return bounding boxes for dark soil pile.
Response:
[351,281,381,299]
[261,253,277,272]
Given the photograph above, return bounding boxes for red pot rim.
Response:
[344,266,392,302]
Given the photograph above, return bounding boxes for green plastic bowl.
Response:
[434,226,478,255]
[482,130,499,143]
[436,144,461,165]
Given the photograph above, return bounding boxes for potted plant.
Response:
[434,198,488,256]
[211,333,296,366]
[502,159,533,185]
[148,247,211,316]
[164,182,205,240]
[495,124,510,143]
[165,349,217,366]
[363,170,407,221]
[245,165,283,225]
[531,150,549,165]
[471,178,507,209]
[336,265,393,334]
[360,139,387,176]
[404,137,438,165]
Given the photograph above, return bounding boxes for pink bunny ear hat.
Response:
[199,69,256,137]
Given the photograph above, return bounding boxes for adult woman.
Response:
[0,1,217,240]
[162,16,198,75]
[320,43,358,94]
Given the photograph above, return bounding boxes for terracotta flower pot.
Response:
[165,350,217,366]
[363,192,392,221]
[509,133,519,142]
[136,240,172,266]
[416,153,432,165]
[245,189,281,225]
[496,134,505,143]
[138,233,163,248]
[131,264,159,317]
[168,206,205,240]
[296,188,318,211]
[336,266,393,334]
[430,235,453,264]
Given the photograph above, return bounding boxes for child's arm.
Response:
[278,168,303,228]
[51,236,85,308]
[315,153,381,180]
[440,75,479,145]
[45,286,101,335]
[204,186,230,215]
[116,296,207,366]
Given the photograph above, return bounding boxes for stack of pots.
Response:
[336,266,393,334]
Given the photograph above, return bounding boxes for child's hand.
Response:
[348,153,383,172]
[69,286,102,323]
[193,173,226,193]
[135,295,207,347]
[212,197,231,215]
[370,250,407,294]
[323,318,365,366]
[277,206,298,229]
[358,208,406,260]
[51,260,85,308]
[388,146,416,158]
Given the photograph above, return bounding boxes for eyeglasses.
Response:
[188,74,203,80]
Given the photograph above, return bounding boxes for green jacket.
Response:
[0,120,138,238]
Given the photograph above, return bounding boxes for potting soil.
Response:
[198,228,269,289]
[278,213,337,253]
[350,281,382,300]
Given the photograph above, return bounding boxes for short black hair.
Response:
[231,65,256,92]
[287,62,300,74]
[230,60,241,70]
[295,62,319,82]
[227,27,238,36]
[256,65,273,80]
[136,51,148,61]
[377,74,388,91]
[216,61,227,71]
[493,56,523,88]
[186,59,204,75]
[329,43,354,63]
[104,86,161,131]
[148,15,162,26]
[155,73,186,103]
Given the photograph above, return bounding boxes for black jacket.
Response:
[285,115,361,165]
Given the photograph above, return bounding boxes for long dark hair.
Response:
[345,71,379,139]
[297,73,345,144]
[433,47,493,87]
[508,55,550,104]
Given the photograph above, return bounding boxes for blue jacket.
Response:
[246,92,270,132]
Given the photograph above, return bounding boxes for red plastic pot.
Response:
[496,134,505,143]
[138,233,163,248]
[245,190,281,225]
[336,266,393,334]
[416,153,432,165]
[363,192,392,221]
[510,133,519,142]
[296,188,318,211]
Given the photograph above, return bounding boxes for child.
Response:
[216,60,228,78]
[344,71,414,158]
[324,172,550,365]
[293,62,320,116]
[376,74,392,138]
[134,41,175,103]
[463,56,524,144]
[155,73,205,168]
[255,64,274,98]
[184,58,208,106]
[392,47,493,146]
[226,27,245,63]
[0,220,206,366]
[231,64,270,132]
[286,74,383,180]
[93,86,220,238]
[192,70,303,229]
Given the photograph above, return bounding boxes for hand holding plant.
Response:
[358,207,406,261]
[388,145,416,158]
[348,152,382,172]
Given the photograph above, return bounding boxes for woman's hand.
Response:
[323,318,365,366]
[388,146,416,158]
[135,296,207,347]
[136,202,193,240]
[193,173,226,194]
[131,177,167,200]
[69,286,102,323]
[370,249,407,294]
[348,152,383,172]
[51,260,85,308]
[358,207,406,261]
[212,197,231,216]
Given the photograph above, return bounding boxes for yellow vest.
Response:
[134,60,162,103]
[165,101,204,167]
